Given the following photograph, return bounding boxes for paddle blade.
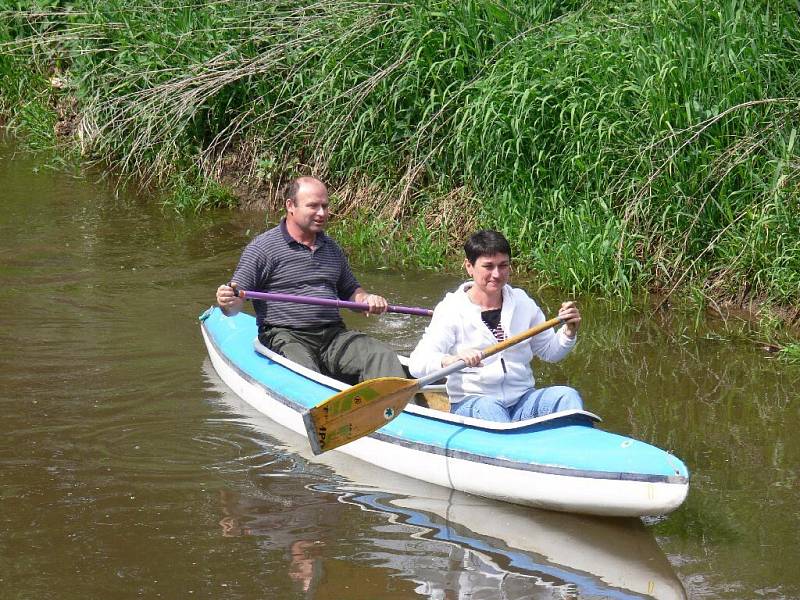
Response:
[302,377,419,455]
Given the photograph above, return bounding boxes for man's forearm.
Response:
[350,287,370,303]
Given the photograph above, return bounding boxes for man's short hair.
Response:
[284,177,325,205]
[283,179,301,205]
[464,230,512,264]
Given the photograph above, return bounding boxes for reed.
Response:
[778,344,800,364]
[1,0,798,327]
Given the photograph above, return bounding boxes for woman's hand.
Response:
[558,301,581,339]
[441,348,483,368]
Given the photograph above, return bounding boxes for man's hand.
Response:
[216,282,245,315]
[363,293,388,315]
[351,288,388,316]
[557,300,581,339]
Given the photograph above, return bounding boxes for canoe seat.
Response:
[414,391,450,412]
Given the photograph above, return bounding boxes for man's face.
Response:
[286,182,330,234]
[465,253,511,294]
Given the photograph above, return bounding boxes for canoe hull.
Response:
[201,308,688,517]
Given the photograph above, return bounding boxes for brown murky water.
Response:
[1,139,798,599]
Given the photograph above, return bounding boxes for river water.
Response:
[1,139,798,599]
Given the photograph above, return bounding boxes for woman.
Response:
[408,230,583,422]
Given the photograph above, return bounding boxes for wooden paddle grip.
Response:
[481,317,563,359]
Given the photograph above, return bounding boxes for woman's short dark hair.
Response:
[464,230,512,264]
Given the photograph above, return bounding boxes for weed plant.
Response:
[1,0,798,320]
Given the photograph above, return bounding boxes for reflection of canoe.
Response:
[349,492,687,599]
[203,364,687,600]
[200,308,689,517]
[386,496,687,599]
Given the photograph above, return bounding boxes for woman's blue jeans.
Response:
[450,385,583,422]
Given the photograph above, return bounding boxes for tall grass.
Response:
[1,0,799,318]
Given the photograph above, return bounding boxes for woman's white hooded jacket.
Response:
[408,282,576,406]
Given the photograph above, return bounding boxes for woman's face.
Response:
[465,253,511,295]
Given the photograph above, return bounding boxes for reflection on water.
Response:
[207,360,685,599]
[340,490,681,600]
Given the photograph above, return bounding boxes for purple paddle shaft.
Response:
[238,290,433,317]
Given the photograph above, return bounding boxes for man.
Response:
[216,176,406,383]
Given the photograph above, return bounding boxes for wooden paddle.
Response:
[232,288,433,317]
[302,316,564,455]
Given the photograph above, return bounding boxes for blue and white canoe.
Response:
[200,307,689,517]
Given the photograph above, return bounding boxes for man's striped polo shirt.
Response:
[231,219,360,330]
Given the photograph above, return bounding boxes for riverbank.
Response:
[1,1,798,352]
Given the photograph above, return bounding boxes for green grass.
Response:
[1,0,799,318]
[164,171,238,213]
[330,212,449,269]
[778,344,800,363]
